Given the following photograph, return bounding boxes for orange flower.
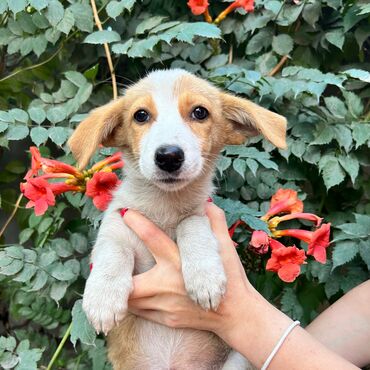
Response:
[268,212,323,229]
[307,223,331,264]
[187,0,209,15]
[266,245,306,283]
[86,172,121,211]
[249,230,269,254]
[21,177,55,216]
[273,223,331,264]
[262,189,303,221]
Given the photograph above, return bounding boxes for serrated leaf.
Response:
[344,92,364,118]
[321,157,346,190]
[30,127,48,146]
[69,3,93,32]
[84,30,121,44]
[216,156,231,174]
[338,155,359,184]
[332,241,358,269]
[324,96,347,118]
[272,34,293,56]
[0,122,8,133]
[311,126,334,145]
[245,158,258,176]
[71,300,96,346]
[112,38,133,55]
[45,0,64,27]
[16,347,43,370]
[233,158,246,178]
[57,8,75,34]
[352,123,370,148]
[336,223,369,238]
[333,125,352,152]
[280,287,303,320]
[136,16,167,34]
[50,262,76,281]
[359,241,370,269]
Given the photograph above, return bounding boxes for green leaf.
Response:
[71,300,96,346]
[332,241,358,270]
[47,106,66,123]
[216,156,231,174]
[30,127,48,146]
[50,281,68,302]
[359,241,370,270]
[136,16,167,34]
[70,233,88,254]
[326,29,345,49]
[352,123,370,148]
[1,260,24,276]
[7,0,26,14]
[29,270,48,291]
[338,154,359,184]
[333,125,352,152]
[302,2,321,26]
[19,228,34,244]
[57,8,75,34]
[246,158,258,176]
[64,71,87,87]
[48,126,69,145]
[344,92,364,118]
[10,109,28,123]
[336,223,369,238]
[321,157,346,190]
[0,122,8,133]
[324,96,347,118]
[13,264,37,283]
[69,3,93,32]
[45,0,64,27]
[272,34,294,56]
[6,124,29,140]
[50,262,76,281]
[233,158,246,178]
[344,69,370,83]
[84,30,121,44]
[280,287,303,320]
[112,38,133,55]
[29,0,48,11]
[28,107,46,124]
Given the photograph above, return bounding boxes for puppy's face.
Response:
[68,69,287,191]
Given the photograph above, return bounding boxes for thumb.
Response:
[123,209,179,264]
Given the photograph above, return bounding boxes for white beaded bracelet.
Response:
[261,320,300,370]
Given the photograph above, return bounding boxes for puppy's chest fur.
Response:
[110,166,214,273]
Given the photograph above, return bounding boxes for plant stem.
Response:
[46,322,72,370]
[0,194,23,239]
[90,0,118,99]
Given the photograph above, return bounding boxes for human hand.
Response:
[124,202,261,336]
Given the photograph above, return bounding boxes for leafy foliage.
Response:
[0,0,369,368]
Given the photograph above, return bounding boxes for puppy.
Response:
[68,69,287,370]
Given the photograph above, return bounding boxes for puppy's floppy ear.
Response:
[68,98,126,169]
[220,93,287,149]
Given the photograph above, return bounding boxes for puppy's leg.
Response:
[222,351,255,370]
[176,216,226,310]
[82,210,135,335]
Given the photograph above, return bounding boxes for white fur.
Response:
[81,69,252,369]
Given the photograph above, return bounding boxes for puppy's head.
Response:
[68,69,286,191]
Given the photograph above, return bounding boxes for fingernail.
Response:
[120,208,128,217]
[207,197,213,203]
[233,241,239,248]
[89,263,93,271]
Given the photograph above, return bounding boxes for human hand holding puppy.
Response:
[126,203,359,370]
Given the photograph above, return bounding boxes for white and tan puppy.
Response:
[68,69,287,370]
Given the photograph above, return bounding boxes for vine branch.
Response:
[90,0,118,99]
[0,194,23,239]
[46,323,72,370]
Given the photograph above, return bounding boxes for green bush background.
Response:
[0,0,369,368]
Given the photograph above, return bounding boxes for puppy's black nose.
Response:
[155,145,184,173]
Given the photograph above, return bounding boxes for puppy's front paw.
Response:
[82,272,132,335]
[183,259,227,311]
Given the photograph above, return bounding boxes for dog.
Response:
[68,69,287,370]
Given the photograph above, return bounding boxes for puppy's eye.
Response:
[134,109,150,123]
[191,106,209,121]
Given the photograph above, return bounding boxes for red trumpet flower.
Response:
[187,0,209,15]
[262,189,303,221]
[273,223,331,264]
[266,245,306,283]
[249,230,269,254]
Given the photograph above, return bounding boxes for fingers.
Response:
[123,209,179,264]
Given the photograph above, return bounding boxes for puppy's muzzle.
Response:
[155,145,185,173]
